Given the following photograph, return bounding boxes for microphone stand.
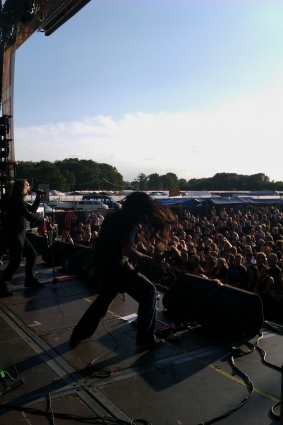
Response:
[39,195,73,289]
[38,192,58,288]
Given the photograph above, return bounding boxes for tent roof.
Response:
[159,196,283,206]
[208,196,283,205]
[158,198,204,206]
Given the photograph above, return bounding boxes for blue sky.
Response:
[10,0,283,182]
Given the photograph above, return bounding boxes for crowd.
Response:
[1,184,283,346]
[37,215,57,243]
[65,204,283,325]
[61,211,104,247]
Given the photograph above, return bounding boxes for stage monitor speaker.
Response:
[42,241,94,275]
[162,273,264,340]
[26,232,49,255]
[162,273,221,318]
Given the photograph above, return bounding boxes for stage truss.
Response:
[0,0,91,194]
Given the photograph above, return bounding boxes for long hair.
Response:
[10,179,28,199]
[122,192,177,240]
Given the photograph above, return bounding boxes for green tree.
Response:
[17,160,64,190]
[16,161,37,183]
[61,169,76,191]
[15,160,283,193]
[99,163,124,191]
[247,173,270,190]
[160,173,178,190]
[34,161,66,190]
[147,173,163,190]
[132,173,148,191]
[178,178,188,190]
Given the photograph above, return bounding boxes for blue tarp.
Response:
[207,197,248,205]
[239,196,283,204]
[158,196,283,206]
[206,196,283,205]
[158,198,204,206]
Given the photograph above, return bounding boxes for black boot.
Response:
[0,281,15,297]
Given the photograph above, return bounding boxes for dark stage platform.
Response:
[0,255,282,425]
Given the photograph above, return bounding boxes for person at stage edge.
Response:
[0,179,45,297]
[70,191,176,350]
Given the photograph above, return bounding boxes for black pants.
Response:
[71,260,157,345]
[0,234,37,283]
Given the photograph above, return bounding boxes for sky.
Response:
[7,0,283,183]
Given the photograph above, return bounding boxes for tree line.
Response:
[15,159,283,192]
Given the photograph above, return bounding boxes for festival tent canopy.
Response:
[207,196,283,205]
[158,198,204,207]
[158,196,283,207]
[49,189,65,196]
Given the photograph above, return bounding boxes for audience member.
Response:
[62,230,74,244]
[242,264,260,292]
[267,253,281,286]
[242,249,256,269]
[255,251,267,270]
[210,257,229,283]
[226,253,247,287]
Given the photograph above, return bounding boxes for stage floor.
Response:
[0,256,282,425]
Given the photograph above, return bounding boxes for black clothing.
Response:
[2,194,41,236]
[158,270,177,287]
[226,264,247,287]
[210,266,228,283]
[71,210,158,346]
[0,195,42,286]
[93,210,136,267]
[268,265,281,286]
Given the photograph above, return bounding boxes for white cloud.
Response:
[14,83,283,182]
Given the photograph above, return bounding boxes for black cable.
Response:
[43,299,151,421]
[270,400,281,419]
[254,332,282,371]
[86,317,153,425]
[255,329,282,419]
[3,366,18,381]
[0,402,131,424]
[198,324,283,425]
[87,317,118,376]
[48,383,56,425]
[43,317,117,424]
[2,376,143,424]
[197,340,257,425]
[0,314,150,424]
